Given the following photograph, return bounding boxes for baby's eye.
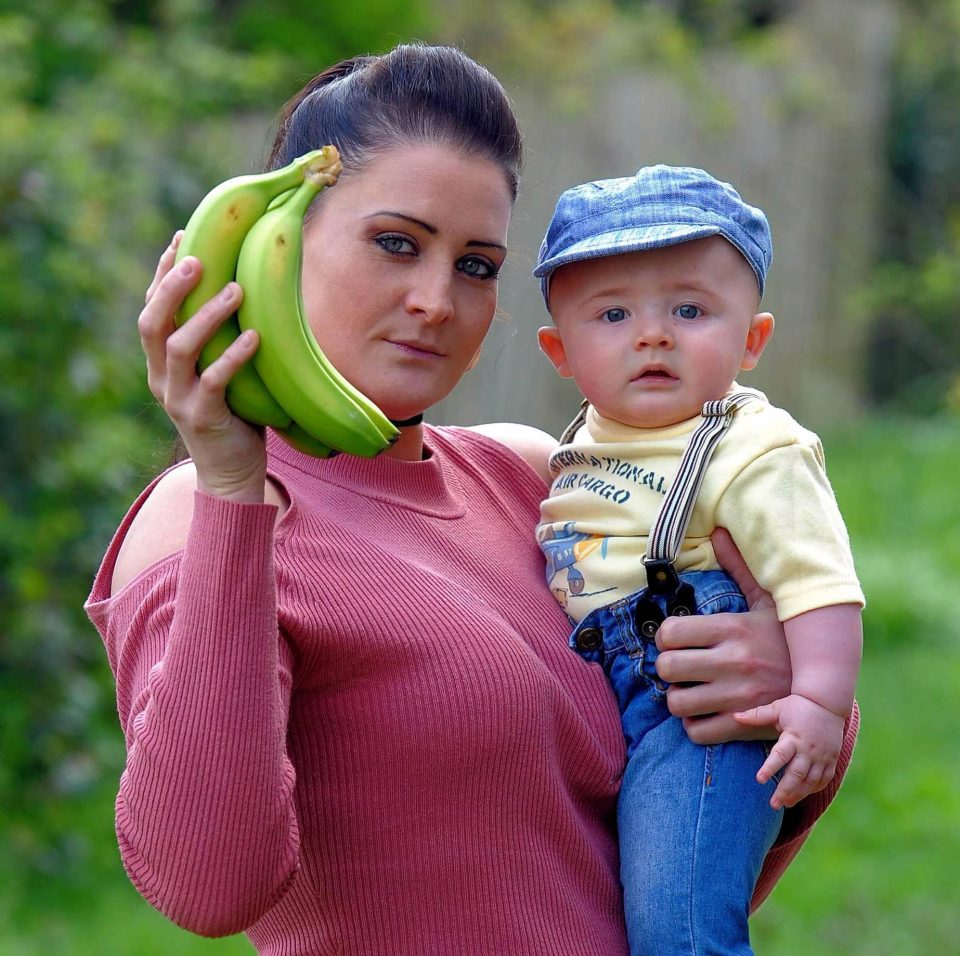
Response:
[376,234,415,255]
[675,303,703,320]
[602,307,627,323]
[458,255,499,280]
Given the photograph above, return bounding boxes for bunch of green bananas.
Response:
[173,146,399,458]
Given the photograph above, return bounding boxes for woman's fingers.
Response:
[666,684,783,737]
[664,678,735,718]
[656,611,723,653]
[657,605,791,710]
[139,252,249,426]
[138,256,202,394]
[656,607,780,679]
[681,713,769,746]
[134,239,269,499]
[163,281,242,396]
[145,231,184,304]
[190,328,260,423]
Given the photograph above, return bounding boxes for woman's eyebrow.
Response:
[366,210,506,252]
[367,210,437,234]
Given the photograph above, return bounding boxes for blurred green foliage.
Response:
[435,0,742,114]
[861,0,960,412]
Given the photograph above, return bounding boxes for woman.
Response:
[86,44,857,954]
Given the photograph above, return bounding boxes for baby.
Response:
[533,165,864,955]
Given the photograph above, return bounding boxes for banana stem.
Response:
[304,146,343,188]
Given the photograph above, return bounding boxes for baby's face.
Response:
[538,237,773,429]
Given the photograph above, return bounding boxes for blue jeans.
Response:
[570,570,783,956]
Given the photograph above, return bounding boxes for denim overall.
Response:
[566,394,783,956]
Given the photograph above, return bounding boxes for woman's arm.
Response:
[110,461,288,596]
[89,234,302,935]
[90,488,300,937]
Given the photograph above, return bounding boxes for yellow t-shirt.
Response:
[537,388,865,623]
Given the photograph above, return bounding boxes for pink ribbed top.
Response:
[85,426,856,954]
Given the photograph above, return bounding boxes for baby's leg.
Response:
[618,717,782,955]
[615,571,783,955]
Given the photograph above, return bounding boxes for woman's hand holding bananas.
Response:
[137,147,398,502]
[140,231,270,502]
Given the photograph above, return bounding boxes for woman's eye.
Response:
[458,256,498,280]
[602,307,627,323]
[376,234,415,255]
[675,304,703,320]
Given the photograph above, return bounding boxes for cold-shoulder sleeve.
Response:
[85,489,300,937]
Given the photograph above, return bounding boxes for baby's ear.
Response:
[741,312,775,371]
[537,326,574,378]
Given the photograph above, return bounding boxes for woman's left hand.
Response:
[654,527,792,745]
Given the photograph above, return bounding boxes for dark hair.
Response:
[267,44,523,201]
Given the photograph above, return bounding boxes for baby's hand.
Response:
[734,694,846,810]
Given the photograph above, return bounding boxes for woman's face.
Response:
[300,143,514,421]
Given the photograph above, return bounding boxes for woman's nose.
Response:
[405,268,454,324]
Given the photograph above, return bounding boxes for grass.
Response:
[2,414,956,953]
[3,882,253,955]
[1,791,253,955]
[751,644,960,954]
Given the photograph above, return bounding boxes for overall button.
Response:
[638,617,661,637]
[633,597,665,639]
[576,627,602,651]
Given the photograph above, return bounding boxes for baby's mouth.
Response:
[634,365,677,381]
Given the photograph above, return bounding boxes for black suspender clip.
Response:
[633,559,697,641]
[644,559,697,619]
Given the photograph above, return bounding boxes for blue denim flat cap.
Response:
[534,164,772,306]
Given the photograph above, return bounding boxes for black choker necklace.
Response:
[390,414,424,428]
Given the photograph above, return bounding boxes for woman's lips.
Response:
[389,339,443,358]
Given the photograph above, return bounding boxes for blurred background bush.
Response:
[1,0,957,951]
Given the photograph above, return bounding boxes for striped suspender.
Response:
[645,390,756,573]
[558,398,590,447]
[641,390,756,624]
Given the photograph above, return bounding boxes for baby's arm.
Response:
[735,603,862,809]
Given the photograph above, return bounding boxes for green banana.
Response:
[173,148,341,427]
[235,171,400,457]
[294,279,402,445]
[275,421,338,459]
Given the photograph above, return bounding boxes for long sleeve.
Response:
[86,491,300,936]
